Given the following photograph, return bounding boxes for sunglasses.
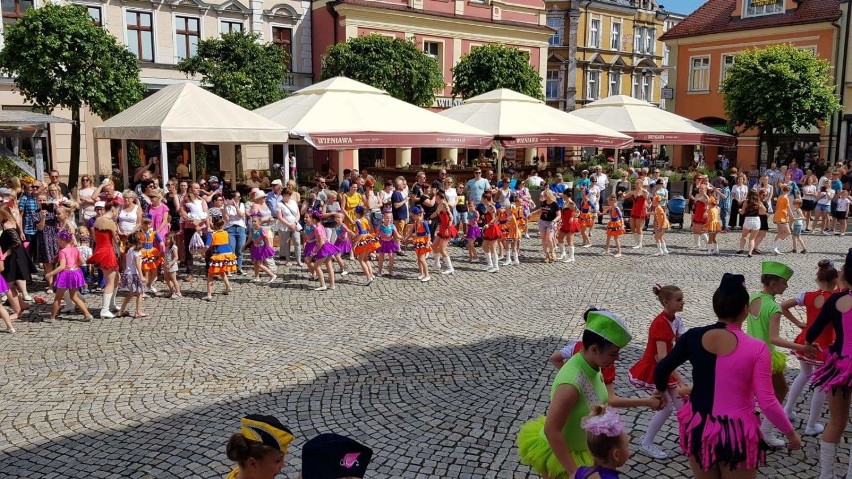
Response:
[82,178,90,181]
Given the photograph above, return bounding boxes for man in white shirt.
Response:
[591,165,608,223]
[527,170,545,188]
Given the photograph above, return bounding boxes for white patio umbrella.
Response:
[94,82,288,186]
[568,95,736,147]
[439,88,634,177]
[254,77,494,150]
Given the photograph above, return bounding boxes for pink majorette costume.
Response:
[807,288,852,392]
[655,274,792,471]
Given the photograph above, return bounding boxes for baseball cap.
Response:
[94,201,106,208]
[271,179,283,186]
[208,176,219,183]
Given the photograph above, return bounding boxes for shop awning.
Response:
[438,89,634,149]
[568,95,737,147]
[254,77,493,150]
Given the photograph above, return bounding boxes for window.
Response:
[720,54,736,82]
[547,16,563,46]
[663,45,670,66]
[689,56,710,91]
[644,28,655,55]
[589,18,600,48]
[610,22,621,50]
[220,20,243,34]
[632,74,640,98]
[423,41,440,61]
[743,0,784,17]
[641,75,653,101]
[175,16,200,61]
[87,5,103,27]
[546,70,559,99]
[1,0,33,25]
[609,70,621,96]
[126,11,154,62]
[586,70,600,100]
[272,27,292,70]
[634,27,644,53]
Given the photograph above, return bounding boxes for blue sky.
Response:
[667,0,706,15]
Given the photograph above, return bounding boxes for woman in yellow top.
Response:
[225,415,294,479]
[770,184,793,255]
[342,181,365,224]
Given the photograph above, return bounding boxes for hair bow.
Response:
[581,408,624,437]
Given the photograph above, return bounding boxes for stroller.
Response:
[668,196,686,229]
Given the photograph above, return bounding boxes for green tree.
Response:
[177,31,289,110]
[320,34,446,107]
[721,44,839,161]
[451,44,543,100]
[0,3,145,187]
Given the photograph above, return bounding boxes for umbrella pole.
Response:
[190,142,197,182]
[283,143,290,184]
[121,139,129,189]
[160,141,168,188]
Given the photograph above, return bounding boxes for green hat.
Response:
[585,310,632,348]
[761,261,793,280]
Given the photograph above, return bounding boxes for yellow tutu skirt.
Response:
[517,416,593,479]
[771,350,788,374]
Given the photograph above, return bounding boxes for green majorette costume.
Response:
[747,261,794,374]
[517,311,632,479]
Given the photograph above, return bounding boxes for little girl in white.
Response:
[118,232,146,317]
[164,232,182,298]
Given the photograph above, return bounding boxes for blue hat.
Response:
[411,206,423,215]
[354,205,365,215]
[494,202,502,209]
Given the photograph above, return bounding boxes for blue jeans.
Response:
[226,225,247,271]
[719,208,729,230]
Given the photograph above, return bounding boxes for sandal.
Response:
[133,312,148,318]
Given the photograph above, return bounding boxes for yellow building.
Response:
[545,0,683,111]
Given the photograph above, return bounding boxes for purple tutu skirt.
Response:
[377,239,399,254]
[303,242,316,258]
[335,237,352,254]
[810,352,852,392]
[466,225,482,240]
[312,242,338,260]
[54,269,86,289]
[251,244,276,261]
[0,274,8,294]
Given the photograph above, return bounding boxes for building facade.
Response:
[310,0,552,168]
[661,0,841,169]
[0,0,311,181]
[544,0,681,112]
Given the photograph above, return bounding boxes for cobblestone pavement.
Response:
[0,226,850,478]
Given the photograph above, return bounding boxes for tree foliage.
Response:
[177,31,289,110]
[721,44,839,155]
[320,34,446,107]
[451,44,544,100]
[0,3,145,186]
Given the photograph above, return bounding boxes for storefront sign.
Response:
[433,97,464,109]
[661,88,673,100]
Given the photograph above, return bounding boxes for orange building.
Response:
[661,0,841,170]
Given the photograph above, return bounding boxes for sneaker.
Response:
[23,294,33,302]
[804,423,825,436]
[340,270,349,276]
[252,277,262,283]
[639,444,669,459]
[631,244,642,249]
[60,305,75,314]
[773,247,781,255]
[149,286,158,294]
[420,276,431,282]
[313,285,328,291]
[653,251,665,257]
[613,253,622,258]
[763,431,785,447]
[581,243,592,248]
[267,275,277,284]
[99,309,115,319]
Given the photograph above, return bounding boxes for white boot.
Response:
[556,244,566,260]
[632,234,643,249]
[513,249,520,264]
[100,293,114,319]
[491,253,500,272]
[701,233,709,246]
[693,234,701,248]
[434,256,442,271]
[772,240,782,255]
[503,250,513,266]
[662,241,670,255]
[820,440,838,479]
[486,252,495,272]
[441,255,454,275]
[564,246,575,263]
[653,242,665,256]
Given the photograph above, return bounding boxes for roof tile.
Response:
[661,0,841,40]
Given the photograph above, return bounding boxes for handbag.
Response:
[188,231,205,253]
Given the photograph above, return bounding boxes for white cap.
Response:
[271,179,283,186]
[94,201,106,208]
[252,190,266,200]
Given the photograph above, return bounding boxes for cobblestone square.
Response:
[0,229,850,478]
